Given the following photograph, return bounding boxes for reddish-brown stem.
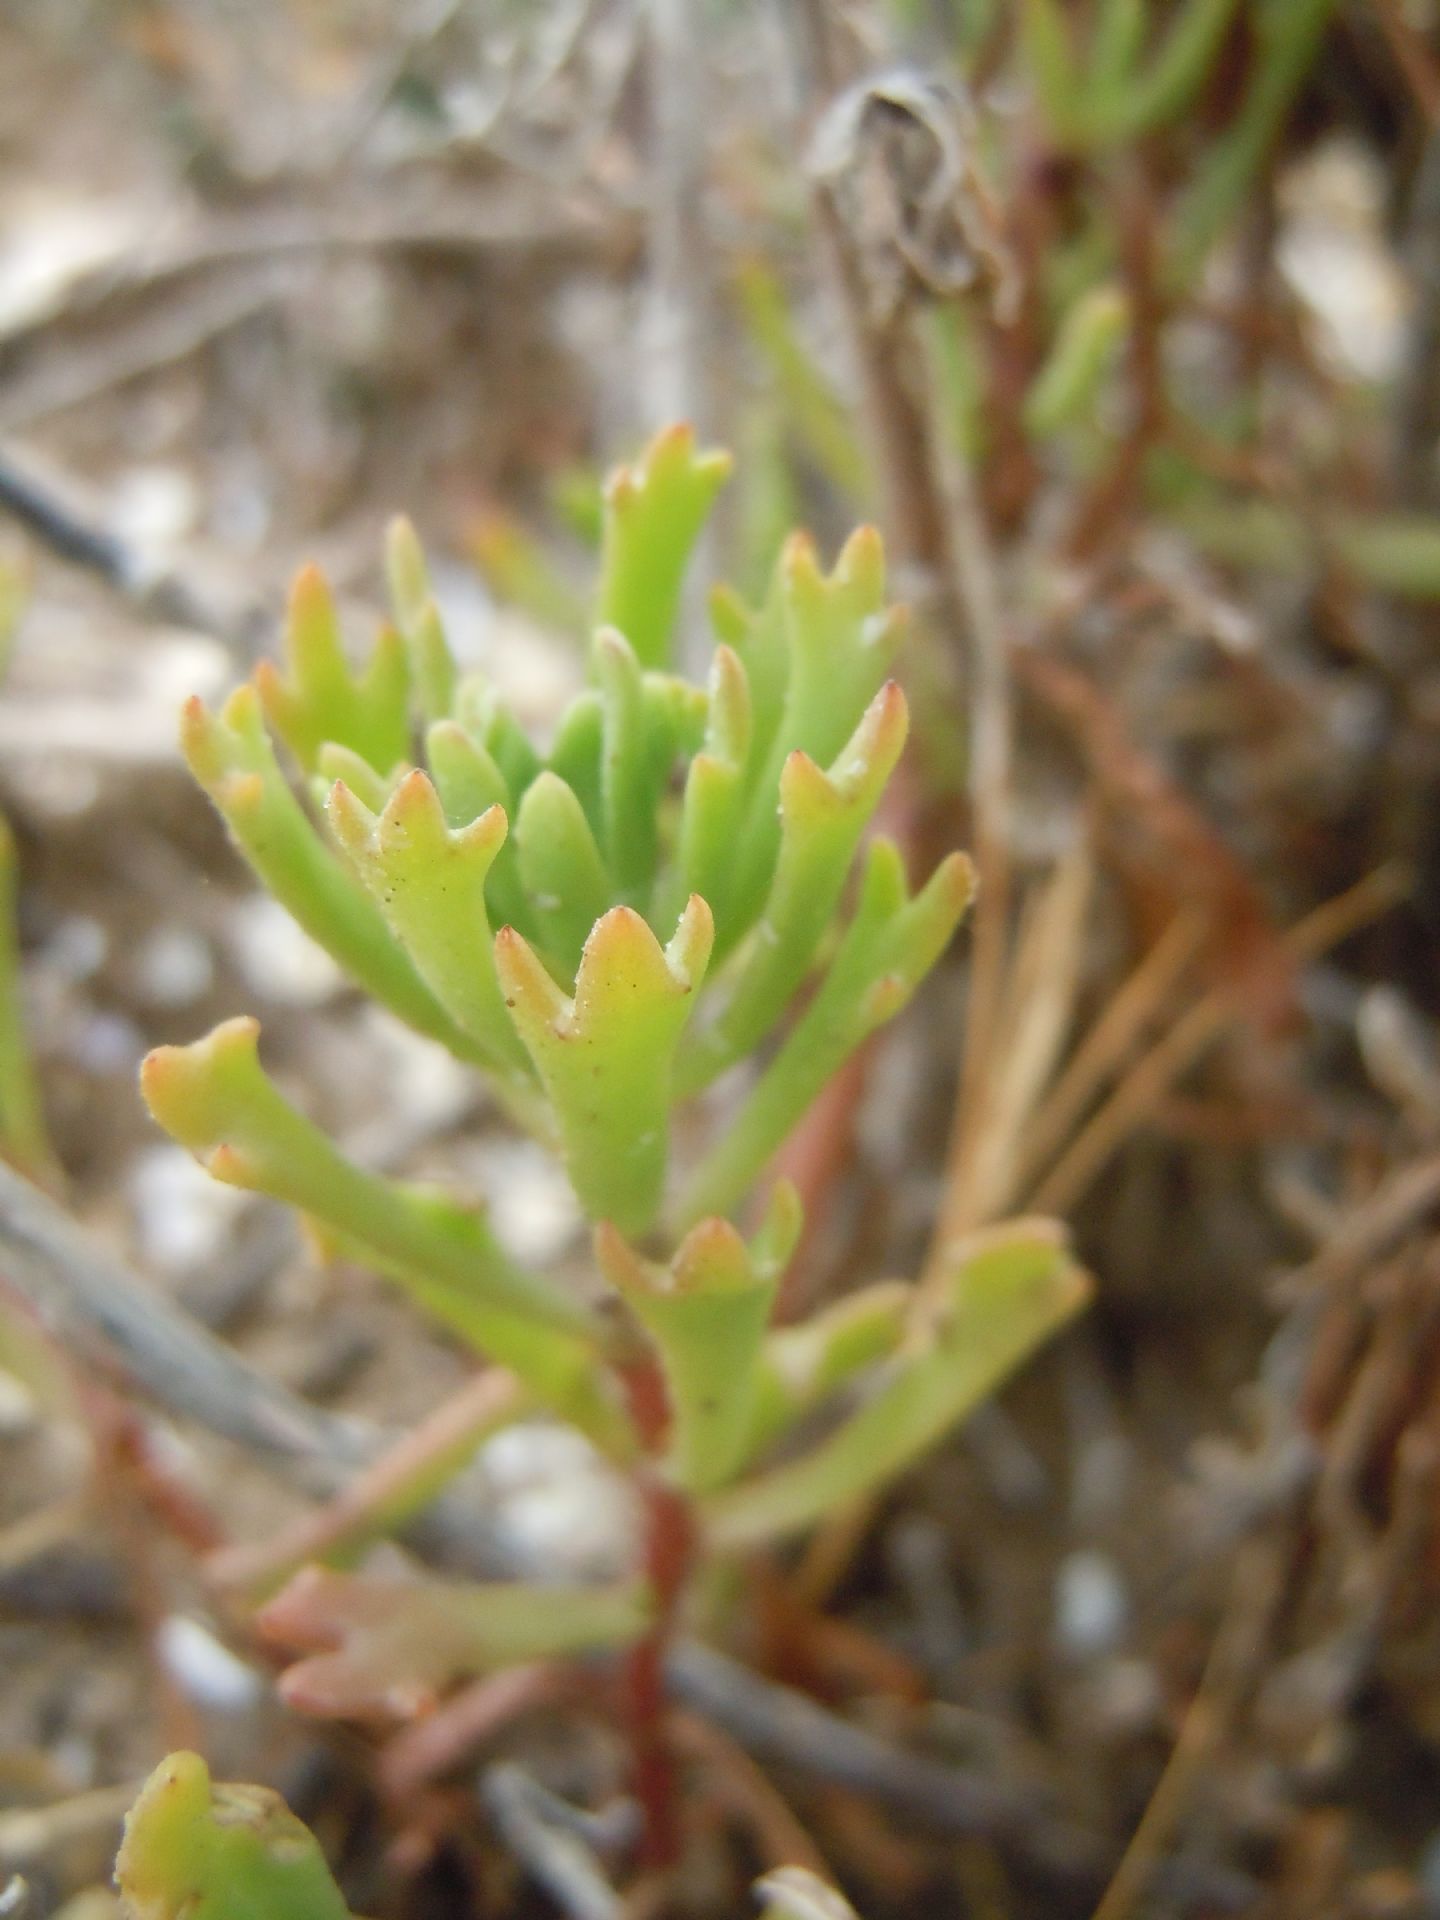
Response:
[981,146,1055,531]
[1066,167,1167,562]
[625,1471,695,1868]
[617,1353,695,1869]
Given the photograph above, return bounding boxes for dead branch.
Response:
[0,442,269,651]
[0,1158,510,1576]
[666,1643,1257,1910]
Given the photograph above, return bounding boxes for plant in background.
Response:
[127,425,1087,1889]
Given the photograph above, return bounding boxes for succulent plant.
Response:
[134,424,1087,1872]
[116,1752,354,1920]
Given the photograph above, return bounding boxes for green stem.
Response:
[1168,0,1339,286]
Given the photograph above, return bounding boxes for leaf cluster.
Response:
[140,426,1084,1683]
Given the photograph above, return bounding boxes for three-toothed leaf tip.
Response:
[116,1751,354,1920]
[706,1221,1089,1547]
[682,679,912,1090]
[679,842,974,1223]
[141,1016,604,1383]
[257,564,410,776]
[140,1014,262,1157]
[257,1566,650,1721]
[596,1210,779,1491]
[497,897,713,1233]
[325,771,529,1077]
[178,684,480,1056]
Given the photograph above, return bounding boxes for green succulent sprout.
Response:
[133,424,1087,1874]
[116,1752,355,1920]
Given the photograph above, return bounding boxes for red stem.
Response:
[618,1357,695,1869]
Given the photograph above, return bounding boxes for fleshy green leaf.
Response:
[139,1020,623,1444]
[712,575,787,783]
[384,513,430,633]
[1023,285,1130,439]
[725,528,907,949]
[496,897,713,1234]
[678,644,752,930]
[596,422,732,669]
[596,1210,782,1493]
[681,681,909,1090]
[116,1751,354,1920]
[180,686,477,1059]
[325,771,531,1082]
[424,718,531,938]
[545,688,605,832]
[589,632,704,910]
[513,771,612,978]
[259,1565,650,1720]
[741,1278,911,1467]
[679,842,973,1224]
[454,674,543,802]
[313,741,403,815]
[425,717,509,820]
[747,1177,804,1285]
[595,627,661,902]
[256,564,410,777]
[385,516,457,724]
[705,1222,1090,1548]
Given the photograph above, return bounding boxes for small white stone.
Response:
[44,915,107,984]
[230,896,342,1006]
[70,1010,145,1075]
[478,1140,581,1264]
[1053,1548,1128,1658]
[130,1143,247,1274]
[111,465,197,548]
[131,925,213,1008]
[155,1615,262,1711]
[137,635,232,709]
[1276,139,1409,383]
[483,1423,637,1579]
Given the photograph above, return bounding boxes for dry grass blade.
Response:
[670,1711,833,1879]
[1028,865,1409,1217]
[1012,908,1207,1196]
[483,1763,621,1920]
[0,1784,141,1872]
[1090,1537,1288,1920]
[1284,1152,1440,1301]
[938,837,1093,1242]
[803,864,1406,1605]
